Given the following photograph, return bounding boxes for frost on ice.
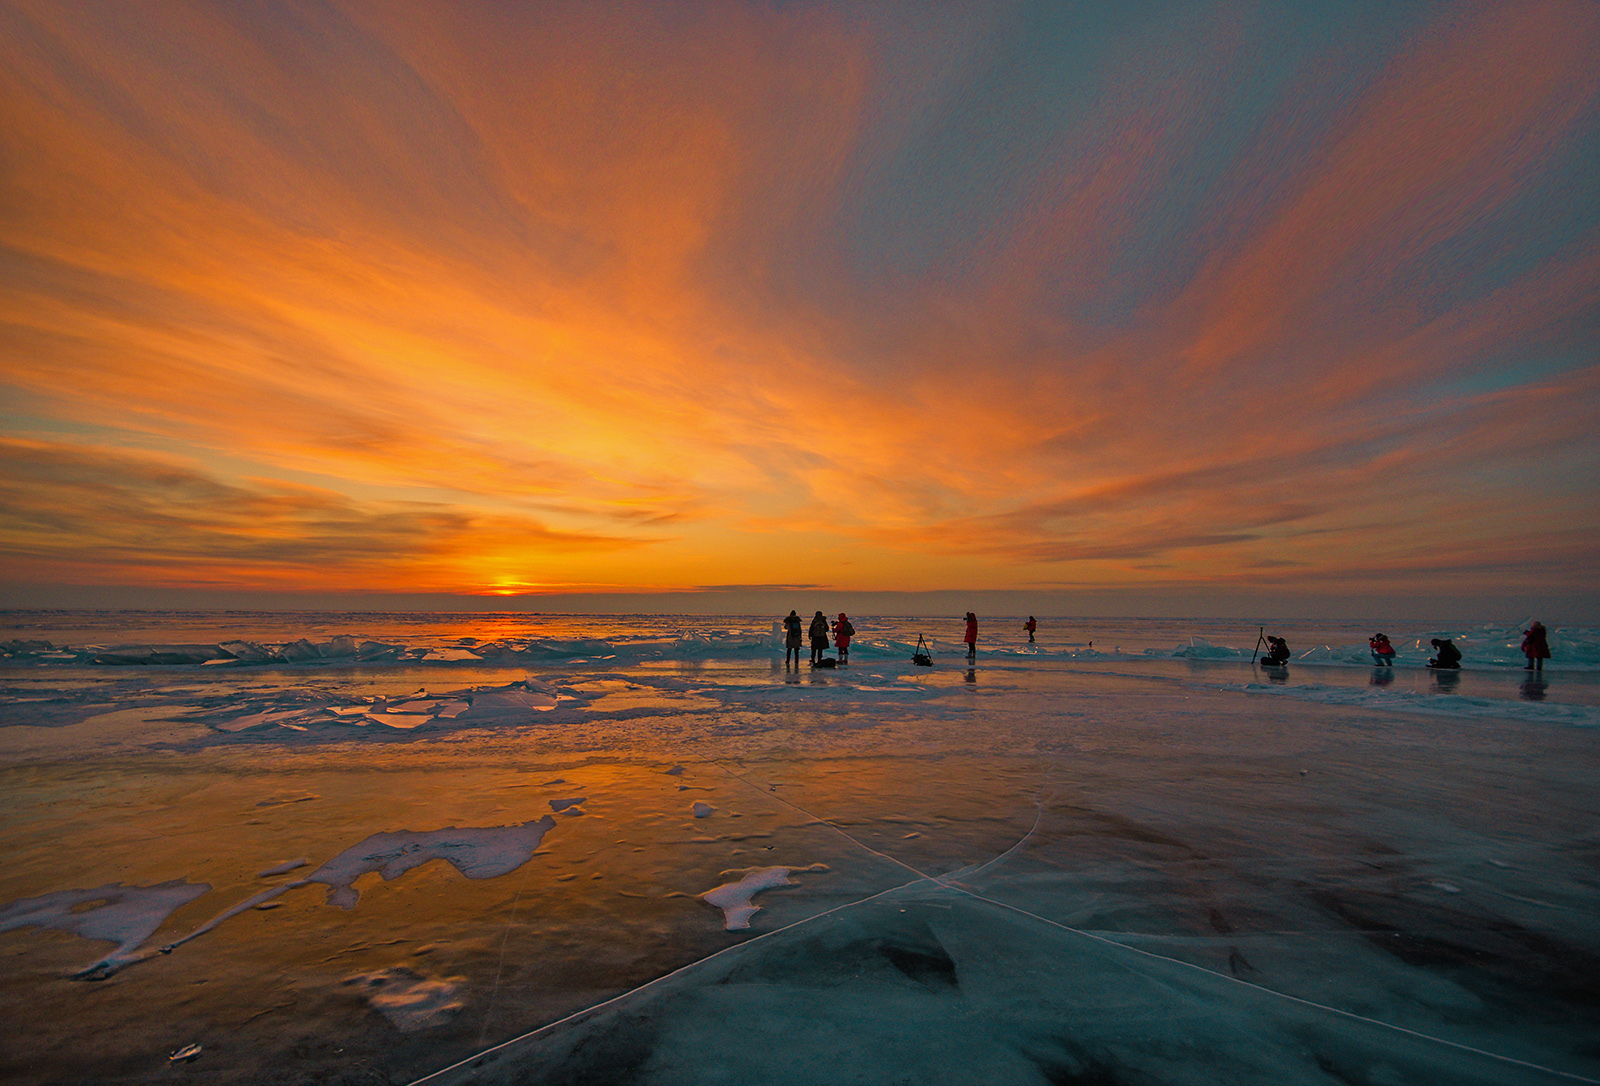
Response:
[345,966,466,1032]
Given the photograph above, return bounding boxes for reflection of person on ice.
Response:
[1427,638,1461,669]
[808,611,830,665]
[783,610,802,667]
[1024,616,1036,643]
[964,612,978,661]
[832,613,854,664]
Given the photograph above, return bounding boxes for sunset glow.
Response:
[2,0,1596,614]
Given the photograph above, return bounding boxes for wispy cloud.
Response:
[0,0,1594,604]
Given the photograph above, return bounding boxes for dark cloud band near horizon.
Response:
[1,0,1596,614]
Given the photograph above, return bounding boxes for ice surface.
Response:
[2,612,1598,1085]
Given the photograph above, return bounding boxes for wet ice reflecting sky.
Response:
[1,615,1597,1084]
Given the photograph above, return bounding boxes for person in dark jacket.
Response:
[783,610,803,668]
[1521,622,1550,672]
[808,611,830,665]
[964,613,978,660]
[1428,638,1461,669]
[1262,636,1291,665]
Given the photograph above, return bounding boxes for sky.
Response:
[1,0,1596,619]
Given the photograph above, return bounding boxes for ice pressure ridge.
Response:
[4,620,1595,669]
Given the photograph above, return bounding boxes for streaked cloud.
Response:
[0,0,1594,607]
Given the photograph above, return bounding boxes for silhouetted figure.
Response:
[833,613,854,663]
[964,612,978,660]
[1025,616,1037,643]
[808,611,830,665]
[1369,633,1395,667]
[783,610,802,668]
[1521,621,1549,672]
[1427,638,1461,669]
[1262,636,1290,665]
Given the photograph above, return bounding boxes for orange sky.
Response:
[1,0,1596,615]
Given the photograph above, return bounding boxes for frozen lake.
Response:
[1,612,1596,1084]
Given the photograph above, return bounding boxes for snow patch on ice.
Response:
[194,680,563,734]
[699,864,827,930]
[422,648,481,662]
[303,818,557,909]
[0,881,210,979]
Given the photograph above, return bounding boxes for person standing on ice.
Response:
[832,613,854,664]
[1369,633,1395,666]
[1521,622,1550,672]
[808,611,830,665]
[783,610,803,668]
[964,612,978,660]
[1024,616,1037,643]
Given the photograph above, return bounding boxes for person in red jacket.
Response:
[964,612,978,660]
[833,613,854,663]
[1521,621,1550,672]
[1368,633,1395,667]
[1024,616,1037,643]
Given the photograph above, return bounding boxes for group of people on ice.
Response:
[1260,622,1551,671]
[782,610,856,668]
[782,610,1018,668]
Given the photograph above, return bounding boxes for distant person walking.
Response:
[1025,616,1037,643]
[964,612,978,661]
[833,613,854,664]
[1521,622,1550,672]
[808,611,830,665]
[1427,638,1461,669]
[1369,633,1395,667]
[782,610,802,668]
